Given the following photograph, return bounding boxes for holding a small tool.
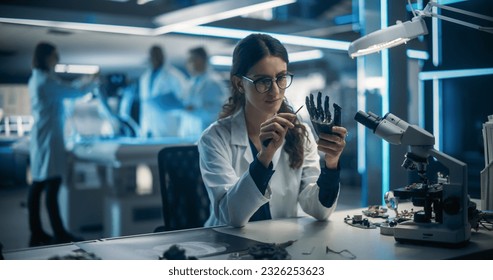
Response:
[198,33,348,228]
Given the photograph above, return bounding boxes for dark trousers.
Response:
[27,177,68,241]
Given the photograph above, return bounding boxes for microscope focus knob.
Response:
[443,196,461,215]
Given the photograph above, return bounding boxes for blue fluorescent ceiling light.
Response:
[177,26,350,51]
[0,17,153,35]
[0,0,349,51]
[153,0,297,35]
[0,0,296,37]
[289,50,324,62]
[210,49,324,66]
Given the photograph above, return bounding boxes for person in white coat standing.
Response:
[28,42,95,246]
[139,45,188,138]
[184,46,228,131]
[198,34,348,227]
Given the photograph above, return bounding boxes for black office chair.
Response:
[155,145,210,232]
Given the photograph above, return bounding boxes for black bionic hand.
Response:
[305,91,342,135]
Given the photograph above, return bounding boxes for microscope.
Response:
[355,111,471,246]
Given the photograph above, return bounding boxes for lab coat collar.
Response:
[230,108,282,167]
[32,69,60,82]
[146,64,171,76]
[230,108,248,147]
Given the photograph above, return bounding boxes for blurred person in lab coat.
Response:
[184,46,228,131]
[198,33,348,227]
[139,45,188,138]
[27,42,95,246]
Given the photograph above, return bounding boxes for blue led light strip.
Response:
[419,67,493,80]
[380,0,390,205]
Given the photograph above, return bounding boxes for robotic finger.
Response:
[305,91,342,136]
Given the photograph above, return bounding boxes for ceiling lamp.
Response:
[153,0,296,35]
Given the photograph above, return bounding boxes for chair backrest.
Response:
[157,144,210,231]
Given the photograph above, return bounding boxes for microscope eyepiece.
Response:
[354,110,381,132]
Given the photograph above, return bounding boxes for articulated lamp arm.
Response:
[419,1,493,34]
[348,1,493,58]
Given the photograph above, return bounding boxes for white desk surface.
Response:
[70,136,198,166]
[4,207,493,260]
[212,209,493,260]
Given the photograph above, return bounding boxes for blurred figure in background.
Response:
[139,45,187,138]
[28,42,96,246]
[184,46,228,131]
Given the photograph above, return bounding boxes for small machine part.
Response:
[469,202,493,231]
[160,244,198,260]
[326,246,357,259]
[344,215,377,229]
[355,110,471,246]
[229,240,295,260]
[363,205,389,218]
[248,243,290,260]
[305,91,342,136]
[397,209,415,219]
[48,249,101,260]
[353,214,363,222]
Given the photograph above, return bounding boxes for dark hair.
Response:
[32,42,56,71]
[220,33,308,169]
[150,45,164,56]
[150,45,165,66]
[189,46,208,62]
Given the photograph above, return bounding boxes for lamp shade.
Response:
[348,16,428,58]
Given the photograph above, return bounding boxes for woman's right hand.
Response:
[257,113,295,166]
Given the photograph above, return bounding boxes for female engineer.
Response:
[198,33,348,227]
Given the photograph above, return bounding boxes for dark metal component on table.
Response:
[159,244,198,260]
[48,249,101,260]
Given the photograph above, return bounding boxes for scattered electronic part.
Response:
[248,243,290,260]
[326,246,356,259]
[159,244,198,260]
[469,201,493,231]
[229,240,295,260]
[48,250,101,260]
[344,215,377,229]
[362,205,389,218]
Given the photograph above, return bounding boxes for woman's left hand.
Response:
[317,126,347,169]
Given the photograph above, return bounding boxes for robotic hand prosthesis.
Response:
[305,91,342,136]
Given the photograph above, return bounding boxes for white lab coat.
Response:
[139,64,189,137]
[185,70,228,130]
[198,108,339,227]
[28,69,93,181]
